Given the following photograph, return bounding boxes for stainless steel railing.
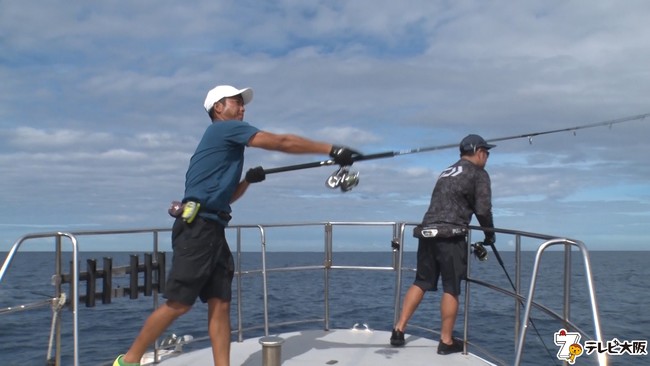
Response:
[0,222,606,366]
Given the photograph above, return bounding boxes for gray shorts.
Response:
[164,217,234,305]
[413,236,467,296]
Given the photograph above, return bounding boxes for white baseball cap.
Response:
[203,85,254,112]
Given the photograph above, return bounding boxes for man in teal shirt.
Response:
[115,84,361,366]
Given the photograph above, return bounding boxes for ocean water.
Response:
[1,250,648,366]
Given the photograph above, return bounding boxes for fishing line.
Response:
[486,242,559,365]
[262,113,649,182]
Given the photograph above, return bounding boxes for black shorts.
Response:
[413,236,467,296]
[164,217,234,305]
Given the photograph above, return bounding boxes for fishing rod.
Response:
[484,242,559,364]
[262,113,649,191]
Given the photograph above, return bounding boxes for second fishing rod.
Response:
[260,113,649,192]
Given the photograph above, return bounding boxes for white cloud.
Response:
[1,0,649,251]
[6,127,113,150]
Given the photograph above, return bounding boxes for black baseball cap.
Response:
[459,134,496,153]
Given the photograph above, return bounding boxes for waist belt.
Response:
[168,201,231,223]
[202,208,232,222]
[413,224,467,239]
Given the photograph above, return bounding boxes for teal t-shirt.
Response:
[183,120,259,225]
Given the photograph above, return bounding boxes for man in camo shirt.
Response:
[390,134,496,355]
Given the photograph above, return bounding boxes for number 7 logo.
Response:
[554,328,584,364]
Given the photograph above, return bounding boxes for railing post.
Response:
[129,255,139,299]
[563,243,572,327]
[236,226,243,342]
[260,225,270,336]
[392,223,405,327]
[514,239,606,366]
[324,223,332,331]
[144,253,153,296]
[55,235,63,366]
[514,234,521,349]
[102,257,112,304]
[86,259,96,307]
[462,230,472,354]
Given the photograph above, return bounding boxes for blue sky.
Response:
[1,1,649,251]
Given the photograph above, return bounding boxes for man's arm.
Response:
[230,167,266,203]
[230,180,250,203]
[474,171,495,243]
[232,131,328,204]
[248,131,332,154]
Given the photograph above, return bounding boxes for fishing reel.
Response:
[326,166,360,192]
[471,241,488,262]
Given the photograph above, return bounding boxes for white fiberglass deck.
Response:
[151,329,495,366]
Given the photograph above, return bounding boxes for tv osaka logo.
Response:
[554,328,648,364]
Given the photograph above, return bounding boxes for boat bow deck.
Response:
[152,329,495,366]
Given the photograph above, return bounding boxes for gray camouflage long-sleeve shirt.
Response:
[421,158,495,240]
